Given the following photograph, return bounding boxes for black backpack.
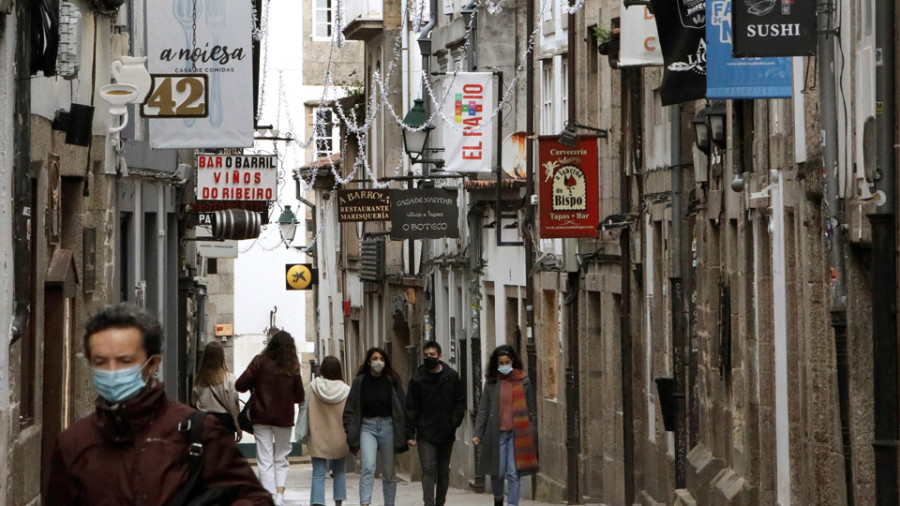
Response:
[168,411,235,506]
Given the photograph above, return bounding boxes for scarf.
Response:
[506,369,539,473]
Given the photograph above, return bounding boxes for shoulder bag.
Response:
[168,411,234,506]
[237,395,254,434]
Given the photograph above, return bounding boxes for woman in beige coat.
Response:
[308,356,351,506]
[191,341,241,441]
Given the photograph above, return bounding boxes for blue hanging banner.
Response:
[706,0,792,99]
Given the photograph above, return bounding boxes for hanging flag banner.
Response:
[732,0,816,56]
[442,72,494,173]
[390,188,460,239]
[619,2,664,67]
[538,137,600,239]
[649,0,707,105]
[146,0,253,149]
[707,0,792,98]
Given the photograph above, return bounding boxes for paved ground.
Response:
[256,458,564,506]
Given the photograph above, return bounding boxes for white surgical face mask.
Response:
[370,360,385,373]
[498,364,513,375]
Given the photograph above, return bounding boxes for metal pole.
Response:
[11,0,33,342]
[816,0,855,502]
[669,104,687,489]
[565,272,580,504]
[470,331,484,488]
[564,7,580,503]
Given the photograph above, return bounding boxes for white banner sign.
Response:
[146,0,253,148]
[442,72,494,173]
[618,2,665,67]
[196,226,238,258]
[195,154,278,201]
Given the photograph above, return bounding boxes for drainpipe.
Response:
[418,0,436,81]
[524,0,539,483]
[814,0,854,503]
[11,0,33,341]
[621,66,639,506]
[669,104,687,489]
[462,0,478,69]
[871,0,897,499]
[564,6,581,504]
[414,0,437,276]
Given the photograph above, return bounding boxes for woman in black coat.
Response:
[342,347,408,506]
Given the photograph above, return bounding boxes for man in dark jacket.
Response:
[405,340,466,506]
[47,303,273,505]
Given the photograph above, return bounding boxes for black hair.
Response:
[83,303,163,358]
[422,340,442,355]
[485,344,524,382]
[357,347,400,382]
[318,355,344,381]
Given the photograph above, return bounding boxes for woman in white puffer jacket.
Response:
[307,356,351,506]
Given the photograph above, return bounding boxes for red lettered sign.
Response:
[538,137,600,238]
[195,154,278,201]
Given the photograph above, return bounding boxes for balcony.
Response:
[342,0,383,41]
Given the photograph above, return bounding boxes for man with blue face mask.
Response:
[47,303,274,505]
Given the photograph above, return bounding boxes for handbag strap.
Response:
[208,384,229,413]
[169,411,207,506]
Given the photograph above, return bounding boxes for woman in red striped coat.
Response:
[472,345,539,506]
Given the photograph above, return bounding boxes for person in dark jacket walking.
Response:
[342,347,408,506]
[236,331,305,506]
[472,345,538,506]
[48,303,273,506]
[405,340,466,506]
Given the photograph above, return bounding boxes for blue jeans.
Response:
[311,457,346,505]
[490,431,520,506]
[359,417,396,505]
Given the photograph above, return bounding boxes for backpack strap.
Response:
[169,411,207,506]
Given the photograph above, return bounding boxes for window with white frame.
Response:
[313,109,334,158]
[314,0,332,39]
[541,62,554,134]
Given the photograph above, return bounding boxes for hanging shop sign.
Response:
[195,154,277,201]
[286,264,318,290]
[618,1,665,67]
[538,137,600,239]
[649,0,707,105]
[337,189,391,222]
[732,0,816,57]
[707,0,792,99]
[442,72,494,173]
[146,0,253,148]
[390,188,460,240]
[195,226,239,258]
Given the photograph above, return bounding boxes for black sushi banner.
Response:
[649,0,708,105]
[732,0,816,57]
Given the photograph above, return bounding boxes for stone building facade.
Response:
[303,0,891,504]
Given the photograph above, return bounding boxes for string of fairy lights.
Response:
[238,0,576,253]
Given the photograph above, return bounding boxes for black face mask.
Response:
[423,357,440,370]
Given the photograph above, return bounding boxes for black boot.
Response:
[494,497,504,506]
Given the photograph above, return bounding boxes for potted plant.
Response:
[592,24,612,55]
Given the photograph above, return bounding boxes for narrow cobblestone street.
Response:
[261,459,579,506]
